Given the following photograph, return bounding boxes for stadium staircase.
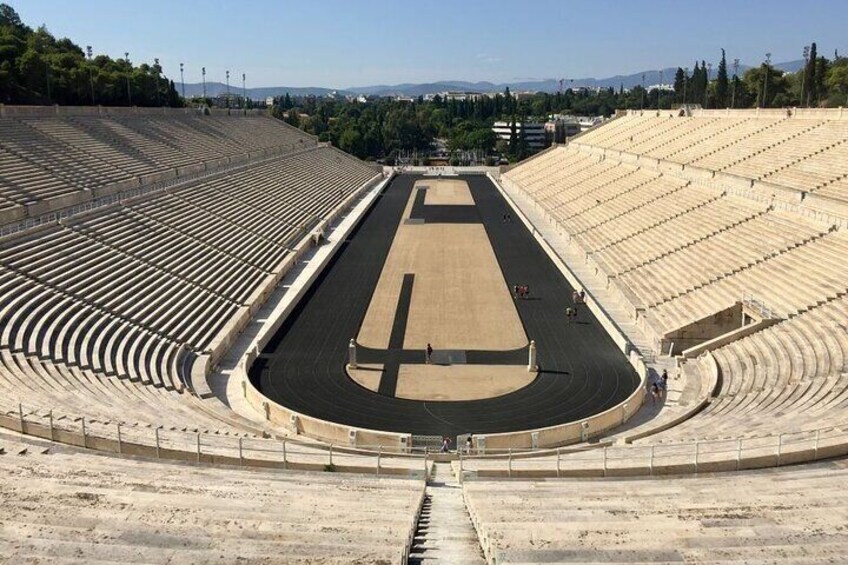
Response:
[408,463,486,565]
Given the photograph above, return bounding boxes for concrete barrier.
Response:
[682,317,782,358]
[752,179,804,203]
[26,191,92,217]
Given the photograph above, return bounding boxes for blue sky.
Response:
[14,0,848,88]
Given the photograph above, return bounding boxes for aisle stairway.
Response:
[408,463,486,565]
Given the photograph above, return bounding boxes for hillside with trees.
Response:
[270,45,847,164]
[0,4,180,106]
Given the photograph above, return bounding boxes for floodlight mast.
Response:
[154,58,161,107]
[731,59,739,109]
[86,45,95,105]
[125,52,132,106]
[202,67,206,99]
[180,63,186,101]
[801,46,810,107]
[762,53,771,108]
[658,69,663,110]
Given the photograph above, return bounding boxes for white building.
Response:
[492,121,546,150]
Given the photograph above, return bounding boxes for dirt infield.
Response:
[348,362,535,401]
[357,180,526,351]
[422,178,475,205]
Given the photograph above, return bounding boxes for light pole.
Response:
[640,73,645,111]
[45,64,50,103]
[705,63,712,108]
[242,73,246,111]
[762,53,771,108]
[125,52,132,106]
[658,69,663,110]
[86,45,95,105]
[180,62,185,102]
[801,45,810,107]
[154,58,161,106]
[683,67,688,105]
[202,67,206,99]
[731,58,739,108]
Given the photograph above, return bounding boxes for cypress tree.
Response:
[814,56,828,106]
[673,68,685,103]
[805,43,817,106]
[716,49,729,108]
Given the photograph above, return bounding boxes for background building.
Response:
[492,121,546,150]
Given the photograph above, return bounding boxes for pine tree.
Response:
[716,49,729,108]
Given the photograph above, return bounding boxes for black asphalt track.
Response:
[251,174,639,438]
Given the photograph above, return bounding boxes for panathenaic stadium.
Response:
[1,104,848,563]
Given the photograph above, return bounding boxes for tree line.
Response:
[668,46,848,109]
[0,4,181,106]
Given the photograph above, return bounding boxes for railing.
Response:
[742,292,776,320]
[457,426,848,479]
[1,403,427,477]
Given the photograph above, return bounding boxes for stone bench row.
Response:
[0,448,424,564]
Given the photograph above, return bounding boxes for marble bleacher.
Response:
[464,459,848,563]
[501,109,848,465]
[0,109,379,453]
[646,296,848,442]
[0,441,424,564]
[0,112,315,217]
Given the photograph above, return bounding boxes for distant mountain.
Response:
[177,82,349,99]
[348,61,804,96]
[176,60,806,100]
[773,59,805,73]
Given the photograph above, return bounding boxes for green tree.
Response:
[743,65,788,108]
[826,57,848,106]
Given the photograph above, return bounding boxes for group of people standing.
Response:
[565,289,586,322]
[440,435,474,454]
[650,369,670,405]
